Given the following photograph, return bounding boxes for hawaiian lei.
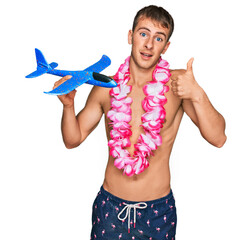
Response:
[107,56,171,176]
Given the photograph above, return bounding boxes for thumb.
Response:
[186,57,194,73]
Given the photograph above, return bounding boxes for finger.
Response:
[53,75,72,89]
[171,86,178,93]
[171,79,177,87]
[171,88,179,97]
[170,75,178,81]
[69,89,77,97]
[59,75,72,83]
[186,58,194,73]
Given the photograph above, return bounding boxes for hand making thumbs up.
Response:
[170,58,202,101]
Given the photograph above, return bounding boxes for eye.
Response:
[140,32,147,37]
[156,37,163,42]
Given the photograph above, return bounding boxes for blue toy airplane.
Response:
[26,48,117,95]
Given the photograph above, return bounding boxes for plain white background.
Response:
[0,0,251,239]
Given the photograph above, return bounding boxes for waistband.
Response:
[100,185,174,205]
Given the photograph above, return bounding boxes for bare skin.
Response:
[53,17,226,202]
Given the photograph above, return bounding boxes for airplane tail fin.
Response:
[26,48,58,78]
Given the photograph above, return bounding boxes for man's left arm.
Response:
[170,58,227,148]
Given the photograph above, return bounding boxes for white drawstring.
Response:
[117,202,147,233]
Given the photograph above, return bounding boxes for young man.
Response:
[53,5,226,240]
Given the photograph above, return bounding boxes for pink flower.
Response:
[138,134,157,150]
[110,84,132,100]
[134,143,152,158]
[141,121,163,133]
[107,110,131,122]
[111,97,132,113]
[134,142,152,153]
[108,138,131,149]
[114,57,130,82]
[133,156,149,174]
[114,156,133,169]
[114,157,126,169]
[158,58,170,68]
[142,97,160,111]
[141,107,165,122]
[110,147,129,158]
[143,82,164,96]
[112,121,131,130]
[123,163,134,176]
[142,96,167,112]
[146,132,162,146]
[153,67,170,84]
[110,127,132,139]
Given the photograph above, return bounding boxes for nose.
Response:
[145,38,153,49]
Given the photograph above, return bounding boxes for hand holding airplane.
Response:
[26,48,117,95]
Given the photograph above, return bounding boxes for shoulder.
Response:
[88,85,111,103]
[87,76,115,109]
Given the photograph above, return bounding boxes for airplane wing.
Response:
[44,72,92,95]
[84,55,111,72]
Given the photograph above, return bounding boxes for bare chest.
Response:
[127,86,146,129]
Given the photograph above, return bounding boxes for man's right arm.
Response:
[54,76,104,149]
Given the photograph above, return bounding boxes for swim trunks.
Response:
[90,186,177,240]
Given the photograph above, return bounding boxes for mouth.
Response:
[140,52,153,58]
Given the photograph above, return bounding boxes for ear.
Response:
[162,41,170,54]
[128,30,133,45]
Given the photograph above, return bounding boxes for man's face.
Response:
[128,17,170,71]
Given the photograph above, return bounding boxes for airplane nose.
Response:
[111,79,118,87]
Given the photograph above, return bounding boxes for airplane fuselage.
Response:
[48,69,115,88]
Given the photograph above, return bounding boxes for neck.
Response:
[129,56,157,87]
